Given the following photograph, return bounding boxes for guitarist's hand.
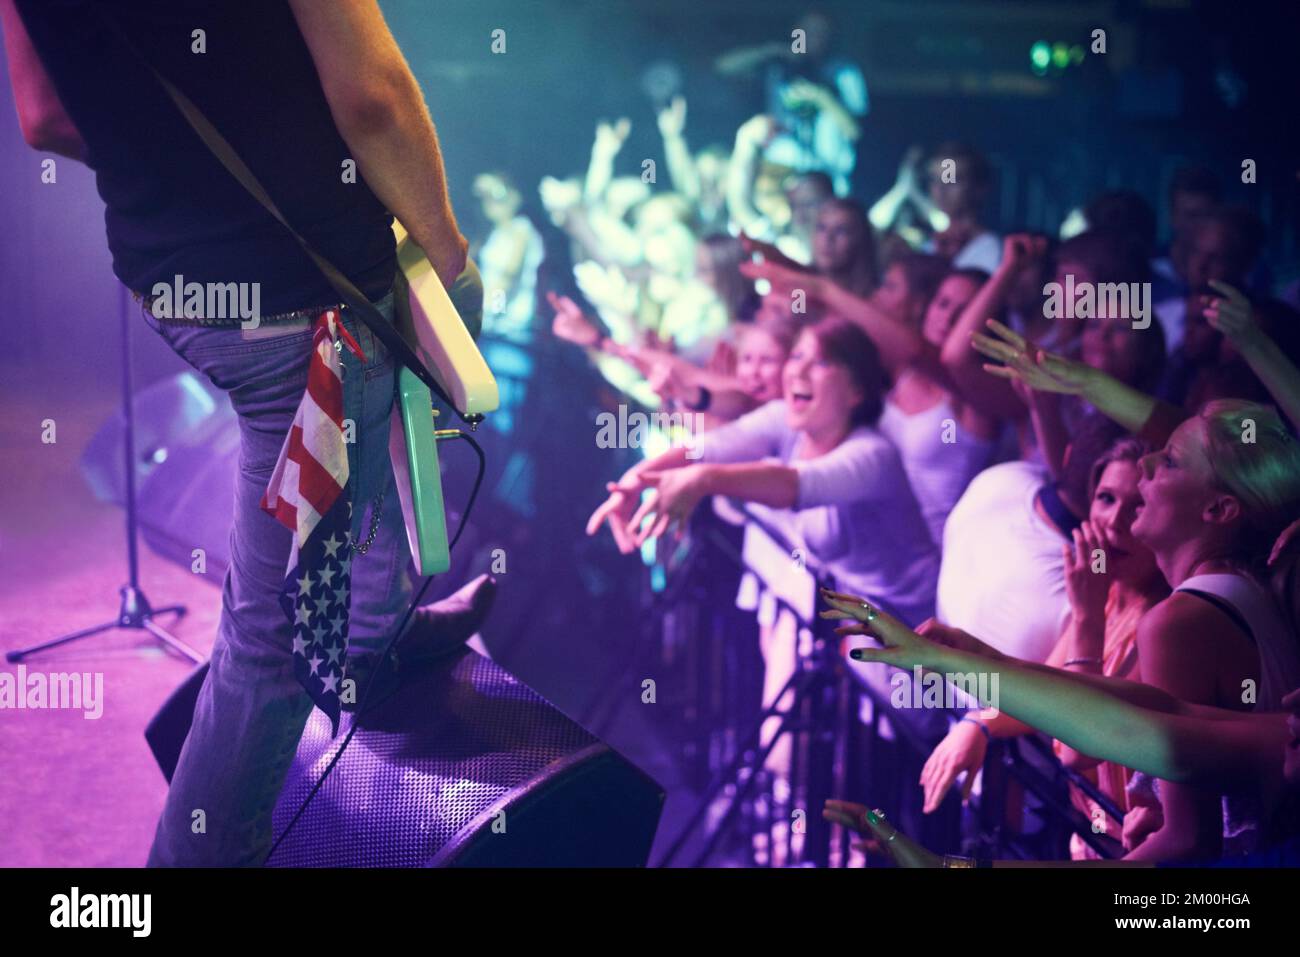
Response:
[427,230,470,290]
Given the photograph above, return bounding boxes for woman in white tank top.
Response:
[1123,401,1300,859]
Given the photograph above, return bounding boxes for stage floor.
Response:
[0,370,220,867]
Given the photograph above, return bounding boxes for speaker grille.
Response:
[266,649,599,867]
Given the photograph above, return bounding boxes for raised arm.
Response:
[1206,280,1300,430]
[726,115,777,236]
[656,96,700,202]
[287,0,465,286]
[1,0,87,160]
[583,117,630,206]
[741,259,935,378]
[939,236,1043,420]
[869,146,923,232]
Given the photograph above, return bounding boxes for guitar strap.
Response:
[99,9,469,424]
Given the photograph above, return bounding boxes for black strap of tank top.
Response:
[1178,589,1257,645]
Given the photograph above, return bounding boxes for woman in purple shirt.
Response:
[587,317,939,627]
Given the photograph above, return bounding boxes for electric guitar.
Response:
[388,223,499,575]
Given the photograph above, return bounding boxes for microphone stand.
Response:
[7,285,202,665]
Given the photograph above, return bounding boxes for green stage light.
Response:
[1030,41,1051,71]
[1052,42,1070,69]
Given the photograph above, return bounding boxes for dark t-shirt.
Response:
[16,0,395,314]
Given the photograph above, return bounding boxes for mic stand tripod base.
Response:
[6,584,202,665]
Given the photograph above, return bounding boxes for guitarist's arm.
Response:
[1,0,87,161]
[287,0,466,289]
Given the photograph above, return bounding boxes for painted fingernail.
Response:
[864,808,881,824]
[849,649,867,660]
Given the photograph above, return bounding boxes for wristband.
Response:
[959,716,990,741]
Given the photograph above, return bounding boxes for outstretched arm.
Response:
[822,591,1285,791]
[974,319,1187,446]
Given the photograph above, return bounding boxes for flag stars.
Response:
[322,533,344,558]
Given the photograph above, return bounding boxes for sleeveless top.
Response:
[1176,572,1300,856]
[878,395,996,549]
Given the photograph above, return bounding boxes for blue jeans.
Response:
[143,290,416,866]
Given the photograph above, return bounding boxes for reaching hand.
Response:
[819,588,938,670]
[822,800,943,868]
[644,353,691,404]
[973,319,1092,396]
[586,473,646,555]
[548,291,601,348]
[657,96,687,139]
[628,466,708,547]
[919,720,988,814]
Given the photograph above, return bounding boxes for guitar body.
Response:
[387,222,499,576]
[392,222,499,417]
[390,367,450,575]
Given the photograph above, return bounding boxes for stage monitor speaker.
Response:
[146,649,665,867]
[80,371,239,584]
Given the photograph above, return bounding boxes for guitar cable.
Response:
[267,427,487,861]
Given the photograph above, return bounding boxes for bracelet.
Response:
[959,716,990,741]
[1063,657,1102,669]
